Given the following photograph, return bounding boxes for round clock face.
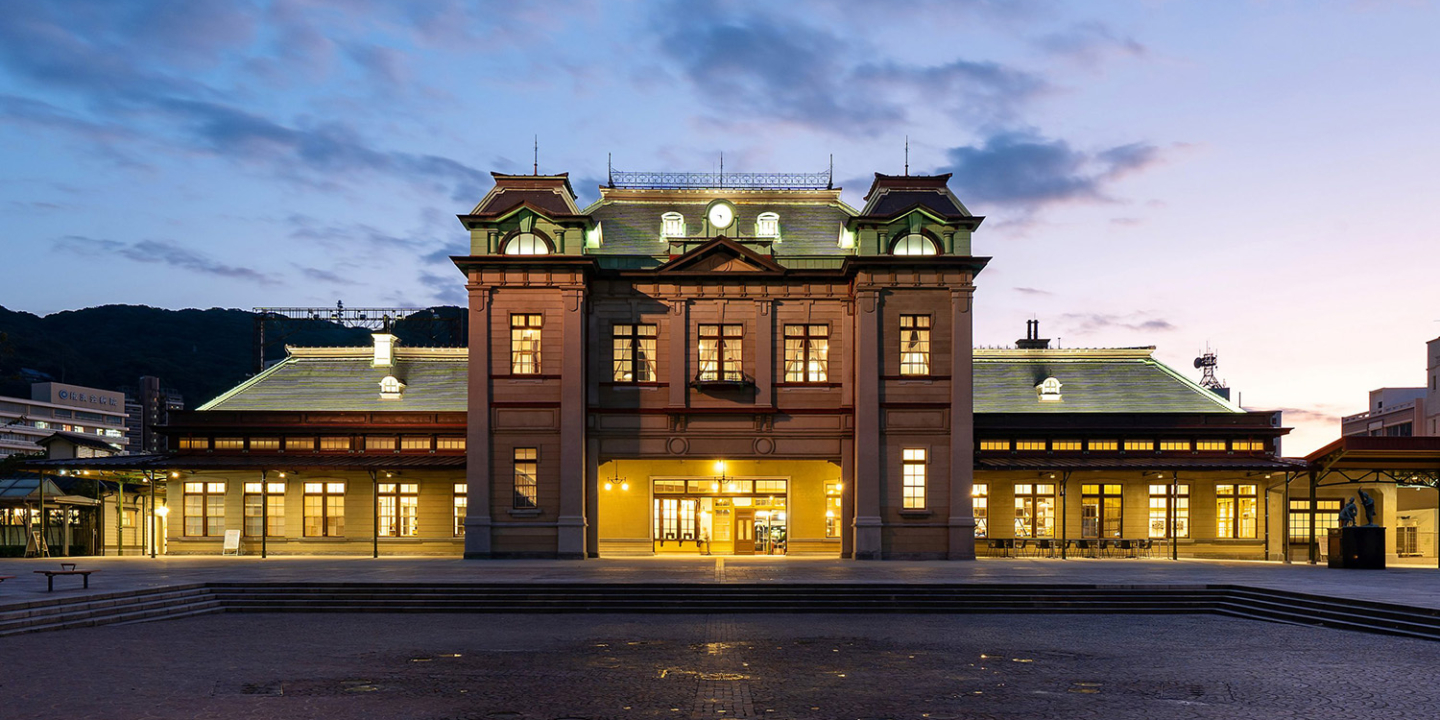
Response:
[708,203,734,230]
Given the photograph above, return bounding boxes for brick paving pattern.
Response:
[2,612,1438,719]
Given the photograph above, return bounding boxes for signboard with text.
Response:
[31,382,125,412]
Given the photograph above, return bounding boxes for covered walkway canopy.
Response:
[1299,436,1440,566]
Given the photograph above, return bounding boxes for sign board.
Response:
[221,529,242,556]
[31,382,125,412]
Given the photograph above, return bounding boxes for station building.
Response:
[108,168,1321,561]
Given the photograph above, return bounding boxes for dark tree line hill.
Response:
[0,305,466,408]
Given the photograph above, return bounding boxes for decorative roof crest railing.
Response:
[607,156,834,190]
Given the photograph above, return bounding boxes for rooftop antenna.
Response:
[904,136,909,176]
[533,135,538,175]
[828,154,834,189]
[719,152,724,187]
[607,153,613,188]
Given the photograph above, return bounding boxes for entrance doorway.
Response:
[651,478,788,555]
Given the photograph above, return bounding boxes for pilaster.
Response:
[853,286,883,559]
[557,286,587,559]
[947,284,977,560]
[463,283,493,558]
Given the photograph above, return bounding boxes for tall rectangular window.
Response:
[378,483,419,537]
[510,313,543,374]
[1216,484,1258,539]
[1081,484,1124,538]
[783,324,829,382]
[1014,484,1056,538]
[303,482,345,537]
[183,481,225,537]
[824,481,842,538]
[697,324,744,382]
[1289,499,1342,543]
[454,483,467,536]
[242,482,285,537]
[612,323,658,382]
[973,484,989,538]
[899,315,931,376]
[902,448,926,509]
[1148,483,1190,538]
[513,447,538,509]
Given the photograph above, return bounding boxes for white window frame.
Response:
[756,212,779,238]
[661,212,685,238]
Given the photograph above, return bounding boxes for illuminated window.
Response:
[367,436,396,452]
[697,324,744,382]
[1051,440,1082,451]
[179,437,206,450]
[1124,440,1154,452]
[514,448,538,509]
[183,481,225,537]
[378,483,419,537]
[242,482,285,537]
[1233,440,1265,452]
[1159,440,1190,452]
[891,233,938,255]
[286,437,314,452]
[1036,377,1063,401]
[784,325,829,382]
[661,212,685,238]
[756,212,779,238]
[401,436,432,452]
[902,448,926,509]
[1196,440,1226,452]
[1289,499,1342,543]
[1015,440,1046,451]
[1149,484,1191,539]
[613,324,658,382]
[1014,484,1056,538]
[755,479,787,494]
[213,437,244,450]
[319,436,351,451]
[502,232,549,255]
[436,437,465,451]
[979,440,1009,451]
[899,315,931,376]
[303,482,345,537]
[249,438,280,451]
[1081,484,1124,538]
[454,483,467,537]
[973,484,988,538]
[824,481,843,538]
[1216,484,1258,539]
[510,314,543,374]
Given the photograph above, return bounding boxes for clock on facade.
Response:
[707,202,734,230]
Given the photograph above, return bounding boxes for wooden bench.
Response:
[34,568,97,592]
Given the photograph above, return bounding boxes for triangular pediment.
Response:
[656,237,786,275]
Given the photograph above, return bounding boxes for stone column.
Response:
[586,436,600,558]
[557,286,588,559]
[853,287,883,559]
[947,284,977,560]
[755,299,773,408]
[840,436,855,559]
[463,283,493,558]
[668,299,688,408]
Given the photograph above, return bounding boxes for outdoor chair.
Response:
[1036,538,1056,558]
[1012,538,1029,557]
[1072,539,1094,558]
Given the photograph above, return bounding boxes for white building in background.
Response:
[1342,336,1440,439]
[0,382,128,459]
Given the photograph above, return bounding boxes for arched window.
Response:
[891,233,938,256]
[379,375,406,400]
[756,212,780,238]
[661,212,685,238]
[502,232,549,255]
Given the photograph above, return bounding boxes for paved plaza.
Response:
[3,611,1438,720]
[1,555,1439,610]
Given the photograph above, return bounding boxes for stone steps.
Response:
[2,582,1438,642]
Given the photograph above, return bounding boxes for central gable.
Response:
[655,237,786,276]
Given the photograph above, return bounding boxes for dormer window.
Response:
[892,233,938,255]
[502,232,549,255]
[661,212,685,238]
[756,212,779,238]
[379,375,406,400]
[1037,377,1062,402]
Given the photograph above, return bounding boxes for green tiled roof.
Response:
[585,198,856,259]
[199,349,467,412]
[973,349,1242,414]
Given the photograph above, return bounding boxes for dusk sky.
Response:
[3,0,1438,454]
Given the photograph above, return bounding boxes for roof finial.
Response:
[533,135,538,176]
[607,152,613,188]
[719,152,724,187]
[828,154,834,189]
[904,136,909,176]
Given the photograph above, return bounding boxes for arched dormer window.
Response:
[661,212,685,238]
[891,233,939,256]
[502,232,550,255]
[379,375,406,400]
[1036,377,1062,402]
[756,212,780,238]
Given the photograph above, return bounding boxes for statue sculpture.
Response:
[1338,498,1358,528]
[1358,489,1377,526]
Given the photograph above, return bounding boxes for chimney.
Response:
[1016,319,1051,350]
[372,332,397,368]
